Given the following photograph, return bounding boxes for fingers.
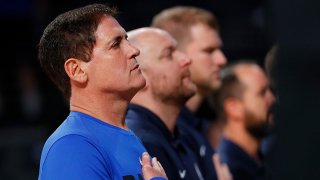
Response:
[141,152,153,180]
[157,161,166,175]
[152,157,166,175]
[152,157,160,171]
[141,152,152,167]
[221,163,232,180]
[213,153,233,180]
[212,153,220,166]
[213,153,222,174]
[141,152,168,180]
[213,154,222,179]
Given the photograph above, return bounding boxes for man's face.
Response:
[142,30,197,105]
[237,65,275,139]
[85,15,146,96]
[184,23,227,93]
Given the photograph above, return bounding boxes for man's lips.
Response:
[211,70,220,79]
[131,63,139,71]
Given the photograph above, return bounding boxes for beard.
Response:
[151,77,196,106]
[244,109,273,140]
[156,87,195,106]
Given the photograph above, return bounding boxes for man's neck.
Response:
[224,121,261,162]
[131,93,181,134]
[151,101,181,134]
[70,90,129,129]
[185,93,205,113]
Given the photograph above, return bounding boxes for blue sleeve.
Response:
[39,135,111,180]
[150,177,167,180]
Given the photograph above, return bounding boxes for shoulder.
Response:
[126,105,149,123]
[127,116,163,141]
[39,134,111,180]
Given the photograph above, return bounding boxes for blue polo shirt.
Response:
[178,106,217,180]
[218,136,266,180]
[126,104,203,180]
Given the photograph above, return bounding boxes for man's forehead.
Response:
[190,23,219,37]
[96,15,126,36]
[100,15,120,26]
[188,25,221,46]
[162,35,177,47]
[236,65,268,88]
[145,31,177,49]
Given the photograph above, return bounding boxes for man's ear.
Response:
[64,58,88,84]
[224,98,243,121]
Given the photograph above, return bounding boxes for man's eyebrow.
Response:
[159,45,175,58]
[106,34,127,47]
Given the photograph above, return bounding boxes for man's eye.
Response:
[166,49,175,59]
[111,41,120,49]
[203,48,216,54]
[259,89,267,96]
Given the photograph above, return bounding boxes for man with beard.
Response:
[125,27,206,180]
[151,7,227,179]
[152,6,227,149]
[216,61,275,180]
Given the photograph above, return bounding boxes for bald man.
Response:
[125,27,206,180]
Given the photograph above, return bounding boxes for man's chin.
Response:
[210,81,221,92]
[129,79,146,96]
[246,122,272,140]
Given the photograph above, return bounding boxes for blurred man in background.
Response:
[216,61,275,180]
[152,7,227,178]
[152,6,227,149]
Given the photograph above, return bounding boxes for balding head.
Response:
[128,27,196,105]
[128,28,176,71]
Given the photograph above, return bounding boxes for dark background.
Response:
[0,0,319,179]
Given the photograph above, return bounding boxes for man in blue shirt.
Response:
[37,4,167,180]
[216,61,275,180]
